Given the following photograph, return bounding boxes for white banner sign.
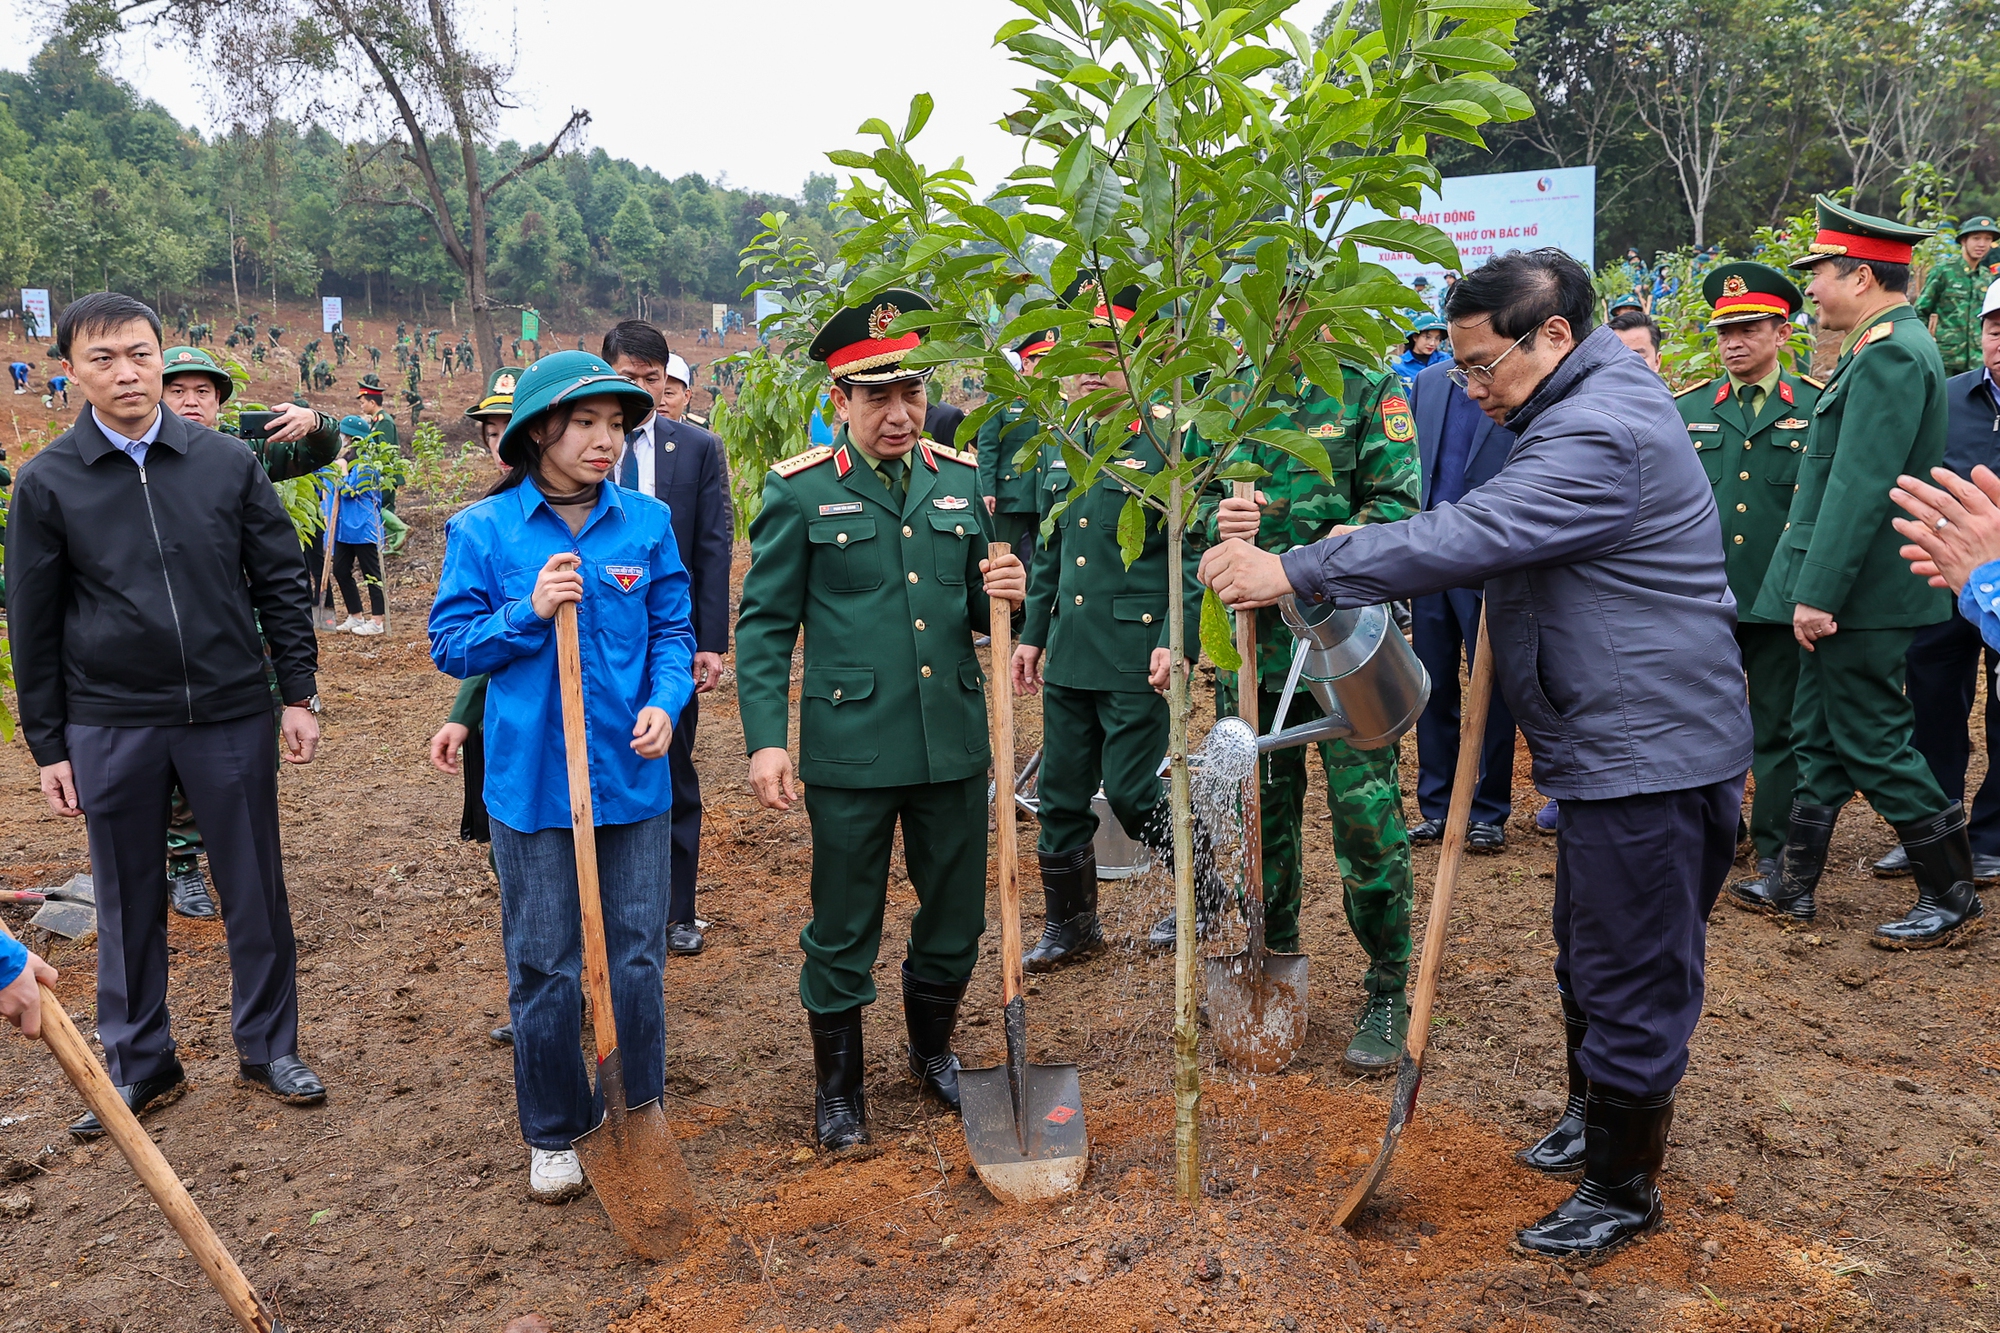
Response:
[711,303,728,332]
[1340,166,1596,290]
[321,296,344,332]
[19,288,49,340]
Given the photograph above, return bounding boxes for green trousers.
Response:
[1217,675,1414,996]
[991,509,1039,556]
[1738,622,1801,861]
[1792,626,1948,826]
[799,775,988,1013]
[1035,683,1169,857]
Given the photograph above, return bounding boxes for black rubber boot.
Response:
[1874,802,1986,949]
[1517,989,1588,1175]
[902,962,967,1113]
[809,1007,870,1152]
[1023,844,1103,973]
[1516,1086,1671,1259]
[1728,801,1836,922]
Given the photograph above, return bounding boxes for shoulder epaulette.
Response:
[772,445,833,478]
[1859,321,1896,347]
[1797,374,1825,390]
[685,412,709,427]
[929,443,977,467]
[1673,378,1713,399]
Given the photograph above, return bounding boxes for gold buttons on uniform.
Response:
[955,524,965,536]
[1784,522,1791,529]
[1733,534,1744,544]
[908,571,919,583]
[1739,471,1750,481]
[915,618,926,630]
[1078,518,1089,528]
[1074,595,1084,605]
[1076,556,1086,566]
[1735,503,1747,512]
[1142,613,1153,624]
[1743,442,1752,450]
[833,688,843,700]
[903,525,913,537]
[921,665,932,678]
[837,533,848,544]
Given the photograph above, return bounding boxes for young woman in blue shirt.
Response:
[428,351,696,1202]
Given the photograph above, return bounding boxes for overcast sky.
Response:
[0,0,1325,199]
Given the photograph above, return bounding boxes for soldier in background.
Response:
[975,329,1056,553]
[1915,215,2000,376]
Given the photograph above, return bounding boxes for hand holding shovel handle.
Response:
[3,925,283,1332]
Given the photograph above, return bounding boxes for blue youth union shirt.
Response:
[428,481,696,833]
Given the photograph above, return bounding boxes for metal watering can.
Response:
[1258,595,1430,754]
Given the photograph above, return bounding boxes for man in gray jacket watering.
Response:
[1201,248,1751,1261]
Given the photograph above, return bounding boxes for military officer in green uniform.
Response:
[1739,196,1984,947]
[975,328,1057,553]
[356,372,399,449]
[1012,285,1203,972]
[1915,215,2000,375]
[735,289,1026,1151]
[1675,264,1821,892]
[1200,355,1423,1073]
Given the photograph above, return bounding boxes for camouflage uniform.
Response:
[1915,254,2000,375]
[1194,364,1420,996]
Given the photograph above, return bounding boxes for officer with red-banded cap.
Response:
[733,289,1027,1152]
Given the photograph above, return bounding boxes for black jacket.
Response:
[618,414,734,655]
[6,407,319,765]
[1941,368,2000,481]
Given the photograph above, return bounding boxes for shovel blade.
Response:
[1329,1048,1425,1228]
[960,1060,1088,1204]
[1204,950,1310,1074]
[572,1048,698,1259]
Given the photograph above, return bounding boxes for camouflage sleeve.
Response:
[1183,423,1223,551]
[1349,372,1420,528]
[1915,264,1947,319]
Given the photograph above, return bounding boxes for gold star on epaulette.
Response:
[1673,378,1714,399]
[772,445,833,477]
[928,443,977,467]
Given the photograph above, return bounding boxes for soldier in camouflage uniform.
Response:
[1915,216,2000,375]
[1192,360,1422,1074]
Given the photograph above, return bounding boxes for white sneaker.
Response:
[528,1147,586,1202]
[352,620,385,637]
[334,615,363,633]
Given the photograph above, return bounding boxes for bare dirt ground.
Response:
[1,300,1997,1331]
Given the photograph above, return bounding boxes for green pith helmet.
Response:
[1701,261,1804,328]
[1607,293,1646,315]
[1789,194,1936,271]
[466,366,523,421]
[1960,215,2000,242]
[160,345,234,402]
[1405,312,1447,343]
[808,289,935,385]
[495,351,656,468]
[337,414,373,439]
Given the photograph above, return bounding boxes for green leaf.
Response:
[1118,493,1147,569]
[1412,36,1516,70]
[1249,429,1334,483]
[825,149,874,170]
[994,17,1039,41]
[1075,162,1128,244]
[1339,218,1462,269]
[1430,0,1536,16]
[1067,61,1116,84]
[1053,134,1094,199]
[1201,588,1242,673]
[1103,82,1158,143]
[857,117,897,145]
[904,93,935,141]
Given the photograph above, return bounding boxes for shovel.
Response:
[316,483,344,631]
[1331,617,1494,1227]
[555,602,699,1258]
[961,541,1089,1203]
[1206,484,1309,1074]
[4,923,285,1332]
[29,873,96,942]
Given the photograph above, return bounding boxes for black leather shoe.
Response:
[666,922,706,956]
[1872,844,1911,877]
[809,1007,869,1151]
[1146,906,1221,951]
[489,1023,514,1045]
[168,864,217,919]
[1729,801,1836,922]
[1466,822,1506,853]
[70,1058,188,1140]
[1517,990,1588,1175]
[902,962,967,1113]
[1874,802,1985,949]
[1516,1087,1671,1259]
[1975,853,2000,882]
[1023,845,1102,972]
[238,1055,326,1105]
[1408,818,1445,843]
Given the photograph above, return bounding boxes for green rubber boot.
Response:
[1343,990,1409,1075]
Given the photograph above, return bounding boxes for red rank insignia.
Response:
[1779,380,1793,405]
[918,441,937,471]
[833,445,853,477]
[1715,382,1730,406]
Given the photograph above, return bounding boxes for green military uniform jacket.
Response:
[1191,363,1420,684]
[1677,369,1821,625]
[1915,255,2000,375]
[366,408,400,450]
[1754,304,1951,628]
[1020,415,1202,692]
[974,404,1043,516]
[735,428,996,788]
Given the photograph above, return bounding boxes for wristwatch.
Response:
[287,694,323,715]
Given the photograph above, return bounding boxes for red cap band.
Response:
[825,331,921,375]
[1712,292,1792,318]
[1809,228,1914,265]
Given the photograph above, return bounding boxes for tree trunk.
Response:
[1166,399,1199,1206]
[227,206,241,318]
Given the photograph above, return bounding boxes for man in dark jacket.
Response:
[6,292,326,1136]
[606,321,733,956]
[1201,249,1750,1262]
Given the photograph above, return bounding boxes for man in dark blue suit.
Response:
[606,321,735,955]
[1407,360,1517,850]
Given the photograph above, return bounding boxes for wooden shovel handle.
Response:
[1405,615,1494,1064]
[556,601,619,1063]
[318,488,341,601]
[1232,483,1265,935]
[10,932,281,1332]
[988,542,1023,1008]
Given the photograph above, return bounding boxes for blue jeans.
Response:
[491,812,670,1149]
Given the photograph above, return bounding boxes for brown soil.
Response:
[1,300,1997,1331]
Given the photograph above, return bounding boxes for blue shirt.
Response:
[1960,560,2000,652]
[0,931,24,992]
[1389,346,1452,392]
[808,391,836,446]
[92,406,163,469]
[319,463,385,544]
[429,480,696,833]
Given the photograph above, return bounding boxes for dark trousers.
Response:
[1551,775,1743,1097]
[1793,627,1948,825]
[799,776,988,1012]
[333,541,384,615]
[666,698,701,924]
[1738,622,1802,861]
[68,713,299,1085]
[1905,609,2000,855]
[991,509,1039,555]
[1411,588,1516,825]
[1035,683,1169,856]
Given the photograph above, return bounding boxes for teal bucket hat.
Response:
[497,351,657,469]
[337,414,373,439]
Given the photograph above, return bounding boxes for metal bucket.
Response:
[1004,750,1153,880]
[1259,597,1431,754]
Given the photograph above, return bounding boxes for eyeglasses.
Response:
[1446,328,1535,389]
